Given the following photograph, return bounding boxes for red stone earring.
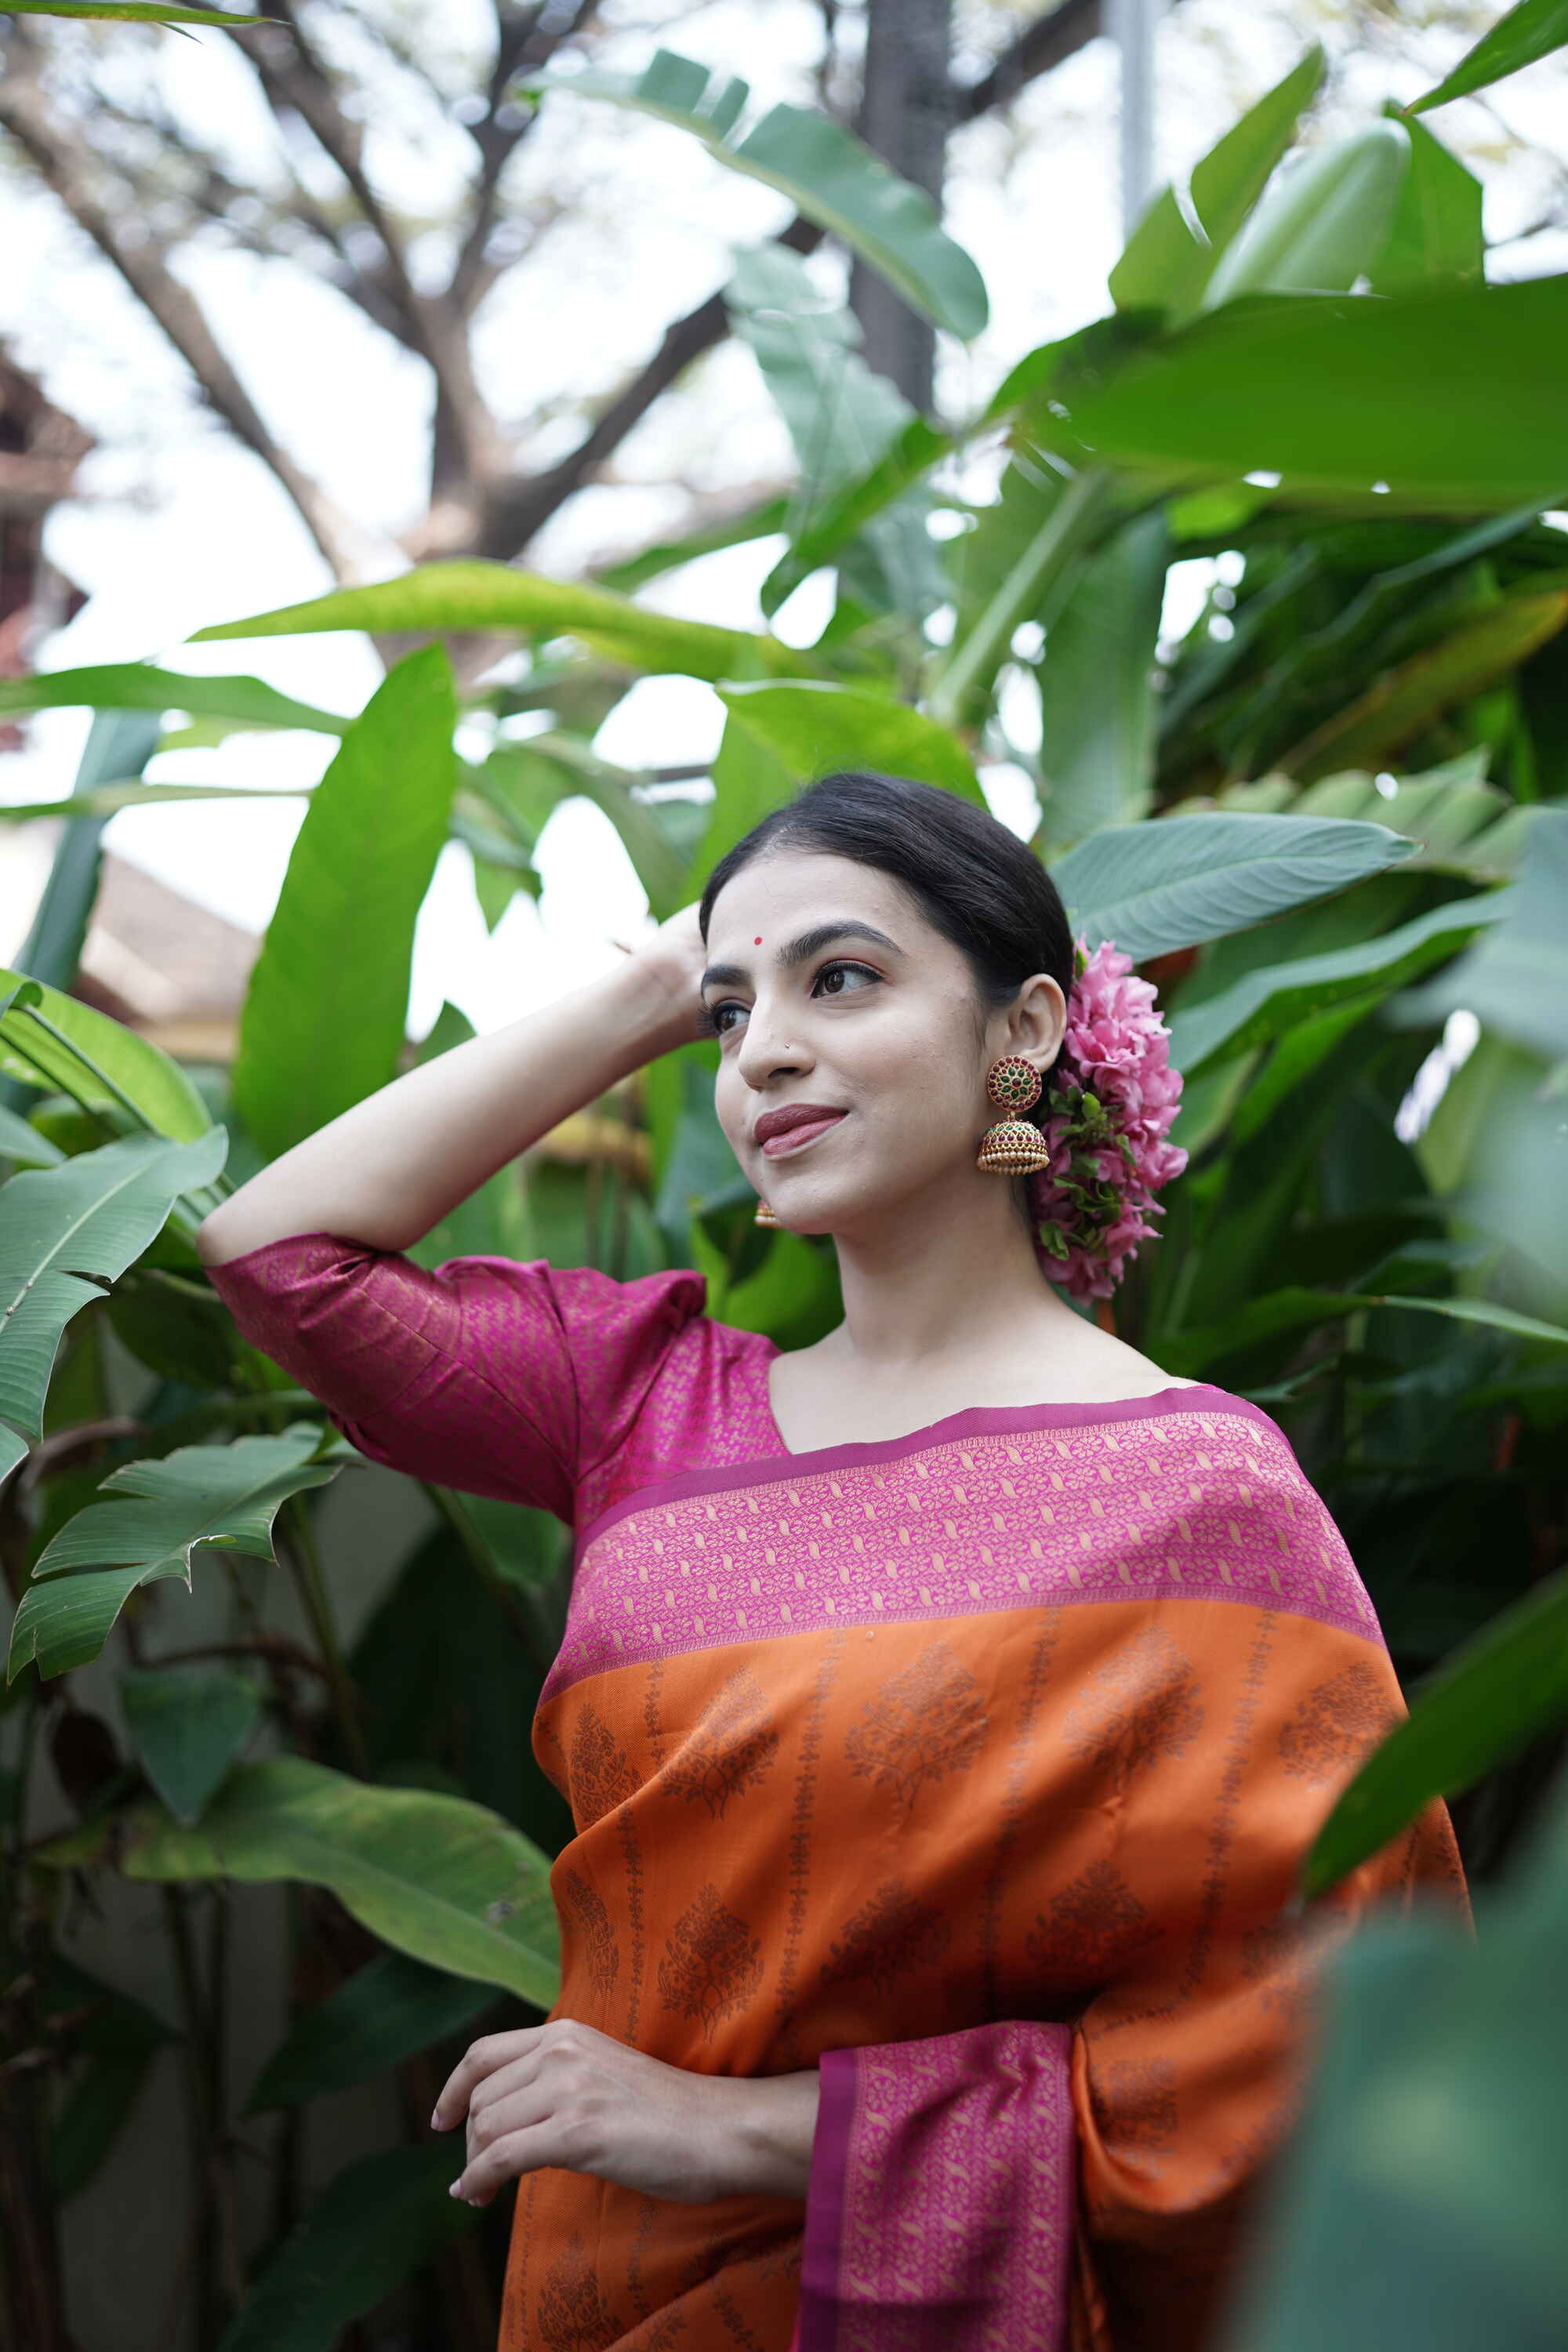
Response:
[977,1055,1052,1174]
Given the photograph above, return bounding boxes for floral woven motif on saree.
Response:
[204,1236,1472,2352]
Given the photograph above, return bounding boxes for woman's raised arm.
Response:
[194,907,706,1266]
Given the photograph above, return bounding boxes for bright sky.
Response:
[2,0,1563,1042]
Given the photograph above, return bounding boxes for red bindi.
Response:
[754,936,762,945]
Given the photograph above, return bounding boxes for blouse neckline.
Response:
[756,1341,1253,1470]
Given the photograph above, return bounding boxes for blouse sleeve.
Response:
[792,1472,1473,2352]
[202,1229,707,1524]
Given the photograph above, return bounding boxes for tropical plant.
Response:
[3,20,1567,2349]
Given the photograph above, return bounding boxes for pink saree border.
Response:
[798,2023,1076,2352]
[575,1383,1280,1559]
[539,1392,1385,1707]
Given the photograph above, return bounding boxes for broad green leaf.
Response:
[1200,123,1410,308]
[726,244,941,624]
[1408,0,1568,115]
[1110,46,1327,318]
[9,710,159,999]
[7,1424,335,1683]
[0,1130,227,1501]
[1167,887,1515,1073]
[760,415,950,616]
[520,49,988,339]
[0,2,263,18]
[1283,586,1568,780]
[120,1663,266,1824]
[243,1949,497,2114]
[513,734,691,920]
[1036,506,1170,851]
[0,1105,64,1166]
[1040,276,1568,513]
[192,559,818,681]
[1,781,311,823]
[0,969,213,1138]
[1394,804,1568,1063]
[0,663,345,732]
[1367,109,1484,294]
[38,1952,179,2201]
[1305,1568,1568,1898]
[1051,811,1417,965]
[232,646,458,1160]
[213,2140,476,2352]
[688,708,796,903]
[931,466,1113,730]
[716,679,984,802]
[1163,1283,1568,1376]
[595,492,792,594]
[117,1755,560,2003]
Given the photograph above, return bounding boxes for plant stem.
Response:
[281,1496,370,1776]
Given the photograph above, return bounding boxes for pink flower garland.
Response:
[1024,935,1189,1305]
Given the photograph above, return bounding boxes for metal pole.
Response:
[1109,0,1164,237]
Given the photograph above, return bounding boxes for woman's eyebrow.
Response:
[700,920,903,993]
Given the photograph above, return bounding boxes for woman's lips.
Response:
[760,1111,848,1159]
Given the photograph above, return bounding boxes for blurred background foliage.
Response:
[2,3,1567,2348]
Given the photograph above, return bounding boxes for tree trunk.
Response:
[849,0,954,411]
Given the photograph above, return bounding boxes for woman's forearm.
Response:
[195,953,699,1265]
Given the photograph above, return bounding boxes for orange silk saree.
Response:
[505,1391,1470,2352]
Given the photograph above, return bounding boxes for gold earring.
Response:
[753,1196,782,1227]
[977,1054,1052,1174]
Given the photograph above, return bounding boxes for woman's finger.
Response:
[430,2027,539,2130]
[450,2108,561,2205]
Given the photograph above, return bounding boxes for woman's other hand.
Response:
[431,2017,819,2206]
[613,900,707,1022]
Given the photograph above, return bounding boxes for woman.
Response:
[197,771,1469,2352]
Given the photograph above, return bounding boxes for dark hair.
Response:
[699,768,1074,1036]
[698,769,1076,1229]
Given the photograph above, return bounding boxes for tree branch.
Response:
[448,0,601,315]
[250,6,501,491]
[953,0,1105,121]
[0,48,367,583]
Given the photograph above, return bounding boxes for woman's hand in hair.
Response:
[432,2017,819,2206]
[612,899,708,1019]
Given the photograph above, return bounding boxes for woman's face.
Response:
[701,848,1065,1230]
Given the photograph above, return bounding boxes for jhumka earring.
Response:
[753,1195,782,1228]
[976,1054,1053,1174]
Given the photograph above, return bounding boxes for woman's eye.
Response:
[701,960,877,1039]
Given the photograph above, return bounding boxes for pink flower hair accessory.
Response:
[1023,935,1189,1305]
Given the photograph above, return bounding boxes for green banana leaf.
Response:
[1,780,313,823]
[111,1754,560,2003]
[1109,46,1327,319]
[8,710,161,1022]
[0,1127,227,1501]
[931,467,1113,730]
[0,662,345,731]
[1200,122,1410,309]
[192,559,821,681]
[38,1951,180,2202]
[1162,1284,1568,1377]
[519,48,988,339]
[1051,810,1417,964]
[1395,804,1568,1063]
[213,2140,477,2352]
[1167,887,1515,1073]
[1407,0,1568,116]
[119,1662,267,1824]
[1367,108,1483,294]
[243,1949,498,2114]
[1304,1567,1568,1897]
[716,679,984,801]
[1036,506,1171,850]
[1039,275,1568,513]
[1220,1788,1568,2352]
[0,1104,64,1167]
[0,970,213,1138]
[0,2,263,20]
[231,645,458,1160]
[7,1423,337,1682]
